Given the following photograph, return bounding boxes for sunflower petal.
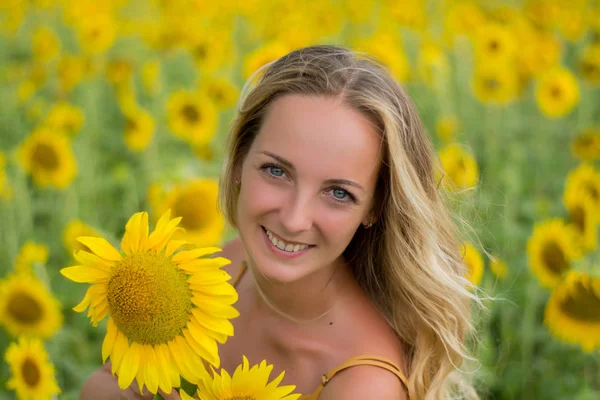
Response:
[61,265,110,283]
[118,342,142,389]
[72,287,93,312]
[102,318,118,363]
[121,212,144,254]
[168,338,197,384]
[74,250,113,272]
[178,257,232,273]
[77,237,122,261]
[111,331,129,375]
[171,247,222,263]
[165,240,190,257]
[147,210,182,251]
[154,345,173,394]
[191,308,234,337]
[135,345,147,394]
[182,328,219,367]
[158,343,180,388]
[179,389,195,400]
[187,270,231,285]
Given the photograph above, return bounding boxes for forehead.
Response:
[251,95,382,185]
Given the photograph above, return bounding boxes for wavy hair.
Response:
[219,45,481,399]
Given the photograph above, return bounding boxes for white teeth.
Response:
[264,227,310,253]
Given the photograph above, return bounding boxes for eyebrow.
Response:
[261,151,365,192]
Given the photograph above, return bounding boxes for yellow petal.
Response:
[135,345,147,394]
[158,343,180,389]
[171,247,222,263]
[191,308,234,337]
[74,250,113,272]
[144,346,159,394]
[72,287,93,312]
[121,212,144,254]
[153,345,173,394]
[118,342,142,389]
[147,210,182,251]
[102,318,118,363]
[179,389,195,400]
[111,330,129,375]
[179,257,232,273]
[187,270,231,285]
[168,338,197,384]
[61,265,110,283]
[165,240,190,257]
[182,328,219,367]
[77,237,122,261]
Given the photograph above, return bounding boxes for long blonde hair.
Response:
[219,45,481,399]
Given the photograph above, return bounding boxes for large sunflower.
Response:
[545,271,600,352]
[4,337,61,400]
[182,356,301,400]
[150,180,225,247]
[60,210,238,394]
[527,219,582,289]
[0,272,63,339]
[17,128,77,189]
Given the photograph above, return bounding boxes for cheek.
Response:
[315,208,362,246]
[238,174,282,220]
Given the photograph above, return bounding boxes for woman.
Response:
[81,45,480,399]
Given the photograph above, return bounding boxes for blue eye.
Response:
[268,166,285,177]
[332,188,349,200]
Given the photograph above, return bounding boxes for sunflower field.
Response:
[1,0,600,399]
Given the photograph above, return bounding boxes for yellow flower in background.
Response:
[185,29,234,74]
[490,256,508,280]
[436,114,460,142]
[123,105,155,152]
[63,219,101,255]
[571,128,600,161]
[564,188,598,253]
[0,272,63,338]
[18,129,77,189]
[524,0,560,30]
[17,80,37,104]
[473,64,519,105]
[545,271,600,352]
[14,241,49,275]
[462,242,484,286]
[439,143,479,191]
[166,90,218,147]
[106,59,133,89]
[556,6,588,42]
[354,33,410,83]
[32,26,60,62]
[579,42,600,86]
[4,337,61,400]
[517,29,561,80]
[474,23,517,63]
[535,67,579,119]
[43,102,84,137]
[444,1,486,40]
[417,41,450,87]
[384,0,426,32]
[153,179,225,247]
[186,356,301,400]
[243,41,290,80]
[201,77,239,110]
[57,54,87,93]
[76,14,117,55]
[142,60,161,95]
[60,210,239,393]
[527,219,582,289]
[564,163,600,210]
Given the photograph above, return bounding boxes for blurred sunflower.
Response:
[490,256,507,280]
[474,23,516,63]
[57,54,88,93]
[524,0,560,30]
[63,219,101,255]
[438,143,479,191]
[60,210,238,393]
[32,26,60,63]
[152,179,225,247]
[444,2,486,41]
[201,77,239,110]
[564,187,598,253]
[545,271,600,352]
[517,28,561,80]
[417,41,450,88]
[571,128,600,161]
[76,14,117,55]
[354,33,410,83]
[106,59,133,89]
[184,356,301,400]
[436,114,460,142]
[43,101,84,137]
[579,42,600,86]
[564,163,600,210]
[527,219,582,289]
[535,67,579,119]
[472,64,519,105]
[243,41,290,80]
[141,60,161,95]
[14,241,49,275]
[0,272,63,338]
[185,29,234,73]
[4,337,61,400]
[556,7,588,42]
[461,242,484,286]
[17,129,77,189]
[122,105,155,152]
[166,90,218,147]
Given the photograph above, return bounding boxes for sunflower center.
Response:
[584,183,599,201]
[31,143,59,171]
[21,357,41,387]
[106,252,192,345]
[488,40,499,52]
[485,78,499,90]
[570,205,586,234]
[125,117,138,134]
[541,241,568,275]
[550,85,562,99]
[558,280,600,322]
[7,291,43,324]
[181,104,200,123]
[173,193,211,230]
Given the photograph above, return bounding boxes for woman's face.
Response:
[236,94,382,283]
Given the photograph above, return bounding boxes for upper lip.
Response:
[262,226,314,246]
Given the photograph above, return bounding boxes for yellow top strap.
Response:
[301,355,409,399]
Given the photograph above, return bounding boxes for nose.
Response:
[279,189,313,234]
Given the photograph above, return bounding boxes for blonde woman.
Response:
[82,45,480,400]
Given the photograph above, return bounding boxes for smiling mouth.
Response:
[261,226,315,253]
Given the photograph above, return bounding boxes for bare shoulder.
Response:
[214,236,246,282]
[318,364,407,400]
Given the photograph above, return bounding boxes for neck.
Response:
[248,258,352,325]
